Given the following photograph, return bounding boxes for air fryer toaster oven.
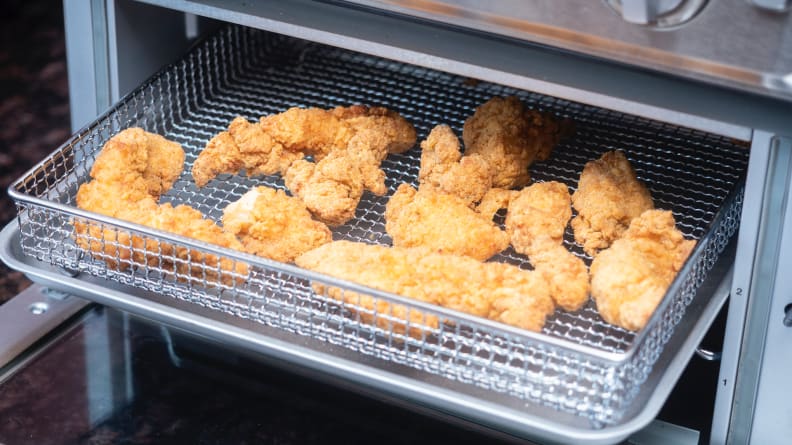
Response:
[1,1,791,444]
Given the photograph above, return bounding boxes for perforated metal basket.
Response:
[7,25,748,435]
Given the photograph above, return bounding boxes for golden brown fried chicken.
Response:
[76,128,184,269]
[530,244,590,312]
[74,179,160,269]
[193,106,415,187]
[590,209,696,331]
[89,127,185,197]
[222,186,332,263]
[261,105,416,160]
[295,241,555,333]
[192,116,304,187]
[418,124,491,206]
[143,202,248,282]
[571,150,654,256]
[77,184,247,282]
[333,105,418,157]
[385,183,509,261]
[504,181,590,311]
[284,146,386,226]
[462,96,567,189]
[76,128,247,283]
[505,181,572,256]
[475,188,518,221]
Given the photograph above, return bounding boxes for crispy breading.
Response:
[191,116,304,187]
[504,181,590,311]
[74,179,160,269]
[334,105,417,157]
[590,209,696,331]
[295,241,555,333]
[76,128,247,283]
[475,188,518,221]
[462,96,566,189]
[417,124,491,206]
[76,181,247,282]
[144,202,248,283]
[260,105,416,160]
[385,183,509,261]
[284,146,386,226]
[193,106,417,224]
[90,127,185,197]
[505,181,572,256]
[571,150,654,256]
[76,128,184,269]
[222,186,332,263]
[273,105,416,225]
[530,244,590,312]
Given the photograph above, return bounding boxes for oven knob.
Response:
[606,0,708,27]
[750,0,790,11]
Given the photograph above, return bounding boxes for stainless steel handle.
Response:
[621,0,685,24]
[606,0,708,27]
[750,0,790,12]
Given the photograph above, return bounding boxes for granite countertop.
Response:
[0,307,510,445]
[0,0,70,304]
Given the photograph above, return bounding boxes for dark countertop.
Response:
[0,307,515,445]
[0,0,70,303]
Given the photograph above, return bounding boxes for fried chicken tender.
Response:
[571,150,654,256]
[193,106,415,188]
[505,181,572,256]
[295,241,555,334]
[77,183,247,282]
[75,179,159,269]
[418,124,491,206]
[222,186,332,263]
[76,128,184,269]
[463,96,567,189]
[284,146,387,226]
[385,183,509,261]
[76,128,247,283]
[504,182,590,311]
[261,105,417,160]
[590,209,696,331]
[144,202,247,282]
[475,188,518,221]
[89,127,185,197]
[192,116,304,187]
[194,105,417,225]
[530,244,590,312]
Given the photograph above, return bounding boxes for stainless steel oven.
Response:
[1,1,790,444]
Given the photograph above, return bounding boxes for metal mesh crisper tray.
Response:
[10,25,748,428]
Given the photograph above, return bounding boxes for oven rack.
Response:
[6,25,748,437]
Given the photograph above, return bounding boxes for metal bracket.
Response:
[0,284,90,369]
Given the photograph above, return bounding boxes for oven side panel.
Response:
[714,135,792,444]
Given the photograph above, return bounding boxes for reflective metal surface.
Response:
[337,0,792,100]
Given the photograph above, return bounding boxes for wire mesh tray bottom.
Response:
[11,25,749,427]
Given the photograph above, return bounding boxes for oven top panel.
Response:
[338,0,792,101]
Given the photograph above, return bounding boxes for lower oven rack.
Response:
[5,25,748,442]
